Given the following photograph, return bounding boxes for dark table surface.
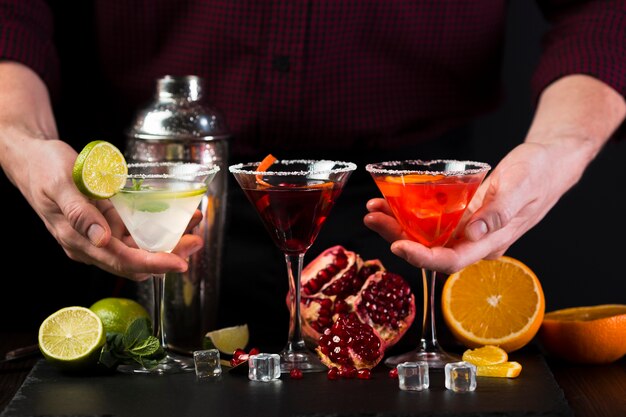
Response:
[1,332,625,417]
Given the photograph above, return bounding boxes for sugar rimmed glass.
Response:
[110,162,219,374]
[366,160,490,368]
[229,159,356,373]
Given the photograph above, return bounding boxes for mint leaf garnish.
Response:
[98,317,165,369]
[137,201,169,212]
[131,178,144,191]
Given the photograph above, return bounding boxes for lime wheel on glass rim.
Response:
[72,140,127,199]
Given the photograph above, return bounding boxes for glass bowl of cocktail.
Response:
[366,159,490,368]
[110,161,219,374]
[229,157,357,373]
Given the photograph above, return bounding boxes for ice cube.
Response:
[193,349,222,378]
[248,353,281,382]
[445,361,477,392]
[397,361,429,391]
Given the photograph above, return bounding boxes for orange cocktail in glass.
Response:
[367,160,490,368]
[373,173,484,248]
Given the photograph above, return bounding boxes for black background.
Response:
[1,1,624,339]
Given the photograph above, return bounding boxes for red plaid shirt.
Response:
[1,1,625,158]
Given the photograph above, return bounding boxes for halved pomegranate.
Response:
[316,313,385,370]
[294,245,416,358]
[301,246,361,297]
[349,271,416,347]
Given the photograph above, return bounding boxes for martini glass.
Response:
[110,162,219,374]
[229,159,356,373]
[366,160,490,368]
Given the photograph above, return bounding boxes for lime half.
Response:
[38,306,107,371]
[73,140,127,199]
[204,324,249,355]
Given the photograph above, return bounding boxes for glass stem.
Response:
[419,268,439,351]
[285,252,306,351]
[151,273,167,348]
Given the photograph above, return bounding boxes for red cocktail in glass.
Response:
[230,159,356,373]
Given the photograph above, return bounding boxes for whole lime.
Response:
[89,297,150,335]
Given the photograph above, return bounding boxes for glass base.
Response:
[384,348,460,369]
[279,348,327,373]
[117,352,195,375]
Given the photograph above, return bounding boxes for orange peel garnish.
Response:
[255,154,277,188]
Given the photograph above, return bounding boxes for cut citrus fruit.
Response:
[385,173,446,184]
[203,324,249,355]
[89,297,150,335]
[72,140,127,199]
[462,345,508,366]
[538,304,626,364]
[442,256,545,352]
[38,306,107,371]
[475,361,522,378]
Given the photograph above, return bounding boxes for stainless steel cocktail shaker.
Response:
[126,75,230,355]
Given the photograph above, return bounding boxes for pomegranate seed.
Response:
[388,368,398,378]
[327,367,340,380]
[339,365,357,379]
[317,269,329,281]
[233,348,247,360]
[326,263,339,275]
[230,355,247,367]
[290,368,303,379]
[248,347,260,356]
[357,369,371,379]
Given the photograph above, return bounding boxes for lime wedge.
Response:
[73,140,127,199]
[203,324,249,355]
[38,306,107,371]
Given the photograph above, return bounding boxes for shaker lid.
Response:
[127,75,230,141]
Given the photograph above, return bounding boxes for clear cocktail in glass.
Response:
[366,160,490,368]
[110,161,219,374]
[229,159,356,373]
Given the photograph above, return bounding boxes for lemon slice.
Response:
[38,306,107,371]
[72,140,127,199]
[203,324,249,355]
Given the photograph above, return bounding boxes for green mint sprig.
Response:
[131,178,145,191]
[98,317,165,369]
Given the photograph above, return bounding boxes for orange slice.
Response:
[538,304,626,364]
[384,173,446,184]
[475,361,522,378]
[442,256,545,352]
[462,345,508,366]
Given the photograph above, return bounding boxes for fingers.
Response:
[463,169,531,242]
[366,198,394,216]
[390,241,464,275]
[185,210,203,233]
[57,187,112,248]
[172,235,204,259]
[364,198,406,243]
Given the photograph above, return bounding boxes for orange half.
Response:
[538,304,626,364]
[442,256,545,352]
